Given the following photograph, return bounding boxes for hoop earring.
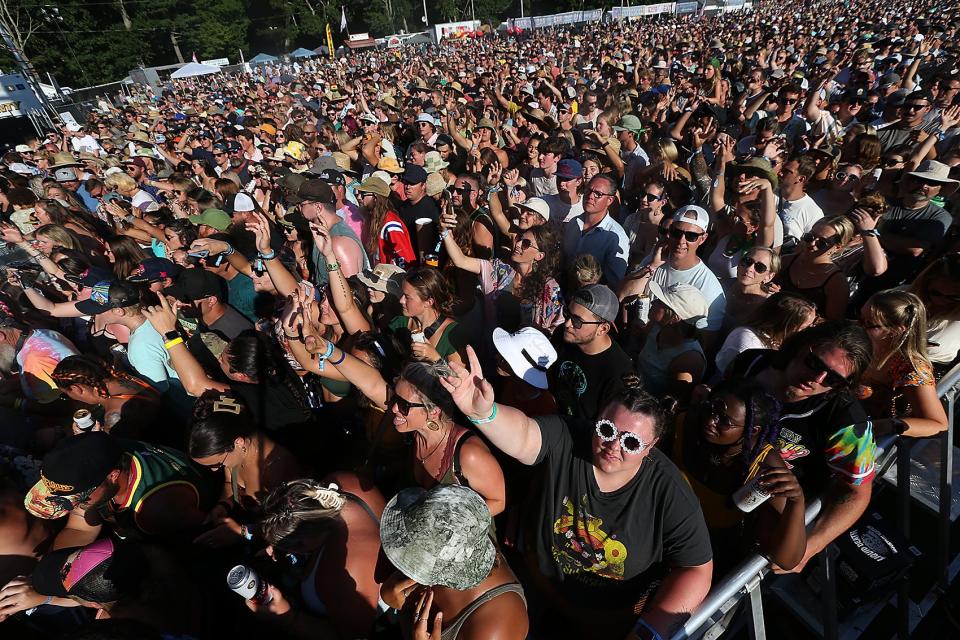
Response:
[426,420,440,432]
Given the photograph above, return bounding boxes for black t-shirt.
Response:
[231,377,311,432]
[551,340,634,419]
[399,196,440,257]
[731,350,875,497]
[530,414,712,609]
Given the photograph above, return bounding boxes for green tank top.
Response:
[101,440,219,540]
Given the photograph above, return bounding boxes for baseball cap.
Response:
[357,263,406,298]
[648,281,708,326]
[319,168,345,187]
[24,432,124,519]
[31,538,145,602]
[164,268,227,302]
[295,179,336,204]
[212,142,228,153]
[556,159,583,180]
[380,485,495,590]
[400,164,428,185]
[356,176,390,198]
[14,144,32,153]
[492,327,557,390]
[570,284,619,325]
[187,208,232,232]
[64,266,115,289]
[613,114,645,135]
[74,281,140,315]
[232,192,256,213]
[516,197,550,222]
[359,112,379,124]
[123,157,148,170]
[127,257,182,284]
[415,113,437,126]
[672,205,710,232]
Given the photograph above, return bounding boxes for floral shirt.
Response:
[479,258,564,333]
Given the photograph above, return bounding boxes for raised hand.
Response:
[439,345,494,421]
[245,211,273,255]
[142,292,179,336]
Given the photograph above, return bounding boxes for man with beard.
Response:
[24,432,217,549]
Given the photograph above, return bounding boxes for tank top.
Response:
[311,219,370,285]
[103,441,218,540]
[636,325,705,396]
[772,255,843,313]
[440,582,526,640]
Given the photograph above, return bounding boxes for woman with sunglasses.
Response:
[672,380,805,573]
[294,326,506,515]
[726,321,875,573]
[811,163,863,216]
[439,347,712,638]
[772,216,854,321]
[909,254,960,374]
[858,290,947,438]
[722,247,781,329]
[187,390,303,548]
[705,176,778,283]
[440,209,563,334]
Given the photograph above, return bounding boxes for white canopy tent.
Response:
[170,62,221,79]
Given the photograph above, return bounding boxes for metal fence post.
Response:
[896,437,912,639]
[940,390,955,590]
[745,575,766,640]
[821,545,838,640]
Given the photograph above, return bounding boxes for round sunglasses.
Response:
[595,419,647,455]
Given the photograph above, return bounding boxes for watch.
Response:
[859,229,880,238]
[163,330,181,342]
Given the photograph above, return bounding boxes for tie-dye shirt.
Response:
[16,329,79,403]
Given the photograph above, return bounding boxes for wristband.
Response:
[859,229,880,238]
[223,244,235,257]
[633,618,664,640]
[317,340,336,361]
[163,337,184,350]
[240,524,254,541]
[326,260,341,272]
[440,229,451,240]
[260,250,277,260]
[468,403,498,425]
[328,348,346,366]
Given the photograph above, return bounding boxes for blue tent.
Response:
[249,53,278,63]
[289,47,316,58]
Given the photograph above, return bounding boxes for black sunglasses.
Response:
[515,237,540,251]
[641,192,664,202]
[803,351,848,388]
[566,308,606,329]
[801,232,838,248]
[704,397,744,431]
[739,255,769,273]
[391,393,425,416]
[669,227,705,242]
[903,103,929,111]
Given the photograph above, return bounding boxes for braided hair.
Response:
[709,379,782,482]
[258,479,348,551]
[52,355,142,399]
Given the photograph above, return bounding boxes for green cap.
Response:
[187,208,231,232]
[613,114,645,135]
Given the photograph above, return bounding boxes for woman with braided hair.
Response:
[246,473,386,640]
[51,354,163,441]
[672,379,806,573]
[858,290,948,438]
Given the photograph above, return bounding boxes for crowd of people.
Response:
[0,0,958,637]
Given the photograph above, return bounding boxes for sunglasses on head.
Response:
[704,397,743,431]
[803,351,848,388]
[391,393,425,416]
[669,227,705,242]
[595,419,647,454]
[739,255,769,273]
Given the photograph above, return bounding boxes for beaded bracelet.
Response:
[468,403,498,425]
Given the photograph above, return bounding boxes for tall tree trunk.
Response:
[116,0,132,31]
[170,30,185,63]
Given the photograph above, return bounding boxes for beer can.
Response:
[226,565,272,604]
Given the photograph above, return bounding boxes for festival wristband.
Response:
[468,403,498,425]
[260,250,277,260]
[328,348,346,366]
[163,337,184,350]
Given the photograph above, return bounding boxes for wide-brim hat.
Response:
[729,157,779,190]
[49,151,84,169]
[380,485,495,590]
[356,262,405,297]
[492,327,556,390]
[907,160,959,196]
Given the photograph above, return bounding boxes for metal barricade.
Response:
[670,362,960,640]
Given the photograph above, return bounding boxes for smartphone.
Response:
[187,249,210,258]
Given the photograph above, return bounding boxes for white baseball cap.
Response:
[648,282,708,326]
[492,327,557,390]
[233,192,255,213]
[415,113,437,126]
[672,205,710,233]
[516,197,550,222]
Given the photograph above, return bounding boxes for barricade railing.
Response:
[670,361,960,640]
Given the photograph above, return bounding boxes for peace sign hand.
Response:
[439,345,495,422]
